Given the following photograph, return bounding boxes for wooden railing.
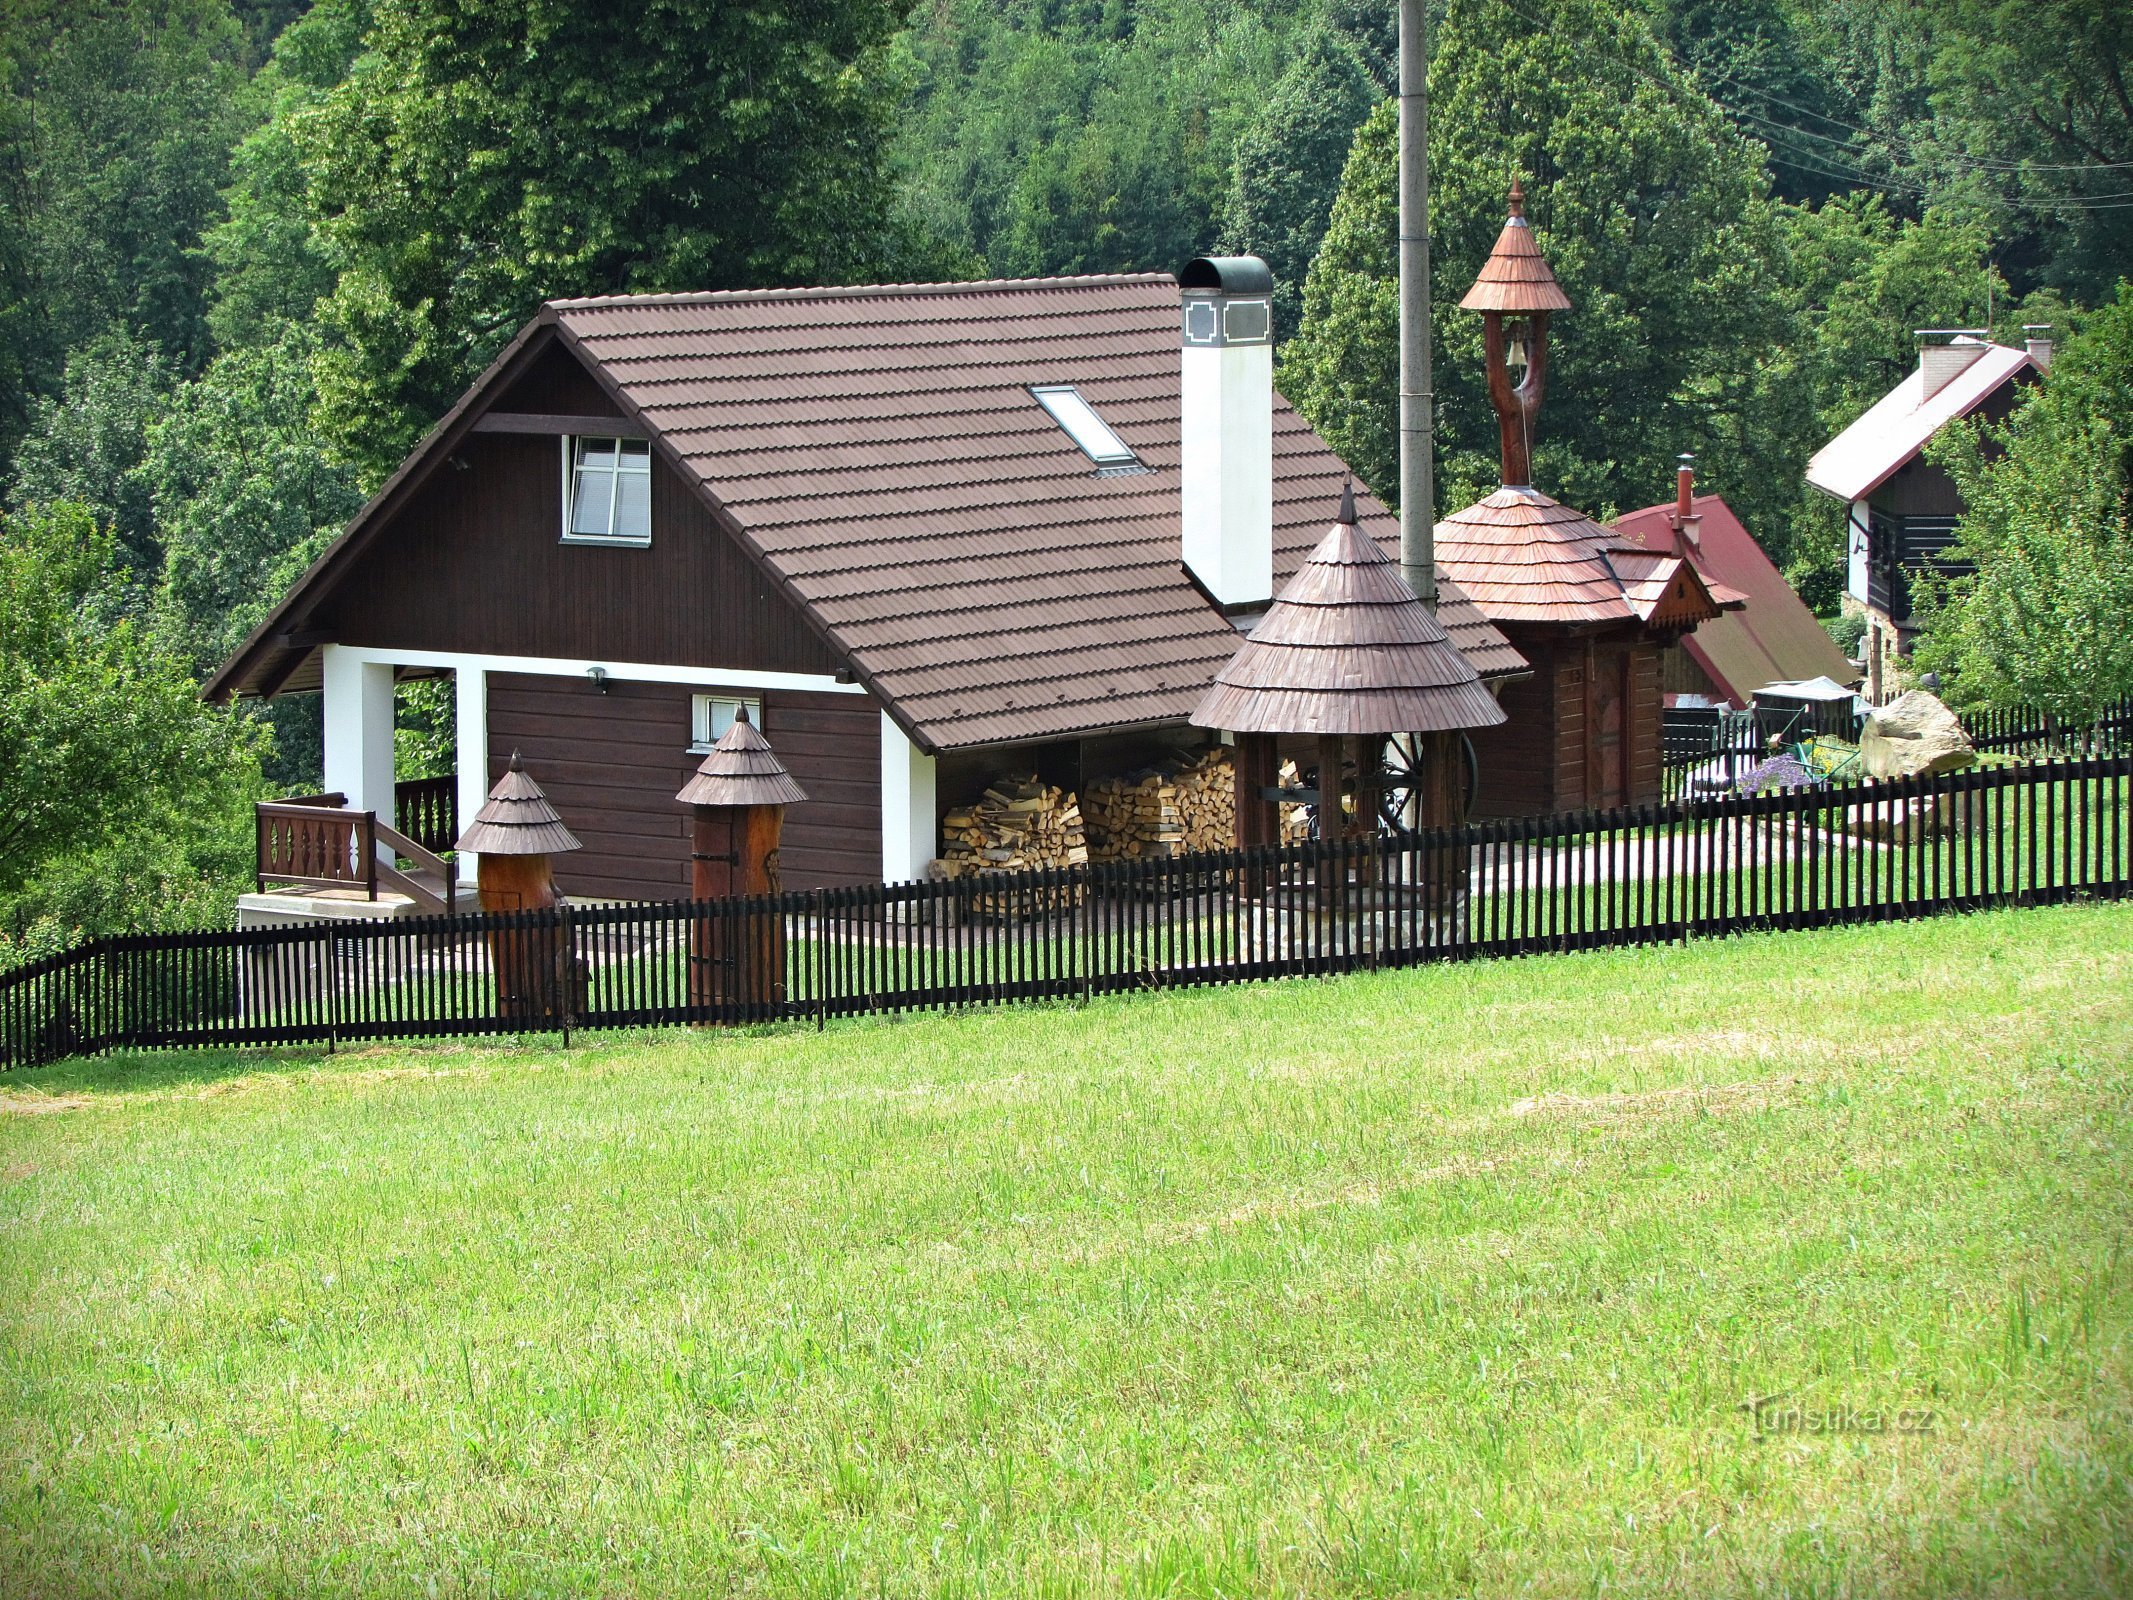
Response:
[394,774,457,855]
[256,791,458,914]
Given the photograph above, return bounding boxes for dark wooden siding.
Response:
[320,434,842,676]
[1470,639,1561,819]
[758,689,882,888]
[1468,628,1666,818]
[484,673,880,901]
[1628,641,1664,806]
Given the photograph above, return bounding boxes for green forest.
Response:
[3,0,2130,949]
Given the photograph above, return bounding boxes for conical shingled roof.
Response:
[1433,486,1637,625]
[1433,486,1726,630]
[674,704,808,807]
[455,751,582,855]
[1458,181,1572,314]
[1191,487,1507,736]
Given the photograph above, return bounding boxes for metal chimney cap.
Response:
[1178,255,1274,296]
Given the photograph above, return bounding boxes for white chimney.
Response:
[2023,323,2054,373]
[1179,256,1275,609]
[1917,328,1990,398]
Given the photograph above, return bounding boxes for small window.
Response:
[690,694,762,753]
[1031,385,1139,467]
[562,436,652,545]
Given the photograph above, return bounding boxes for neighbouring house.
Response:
[1610,463,1855,709]
[1431,185,1725,818]
[208,260,1525,903]
[1806,327,2051,702]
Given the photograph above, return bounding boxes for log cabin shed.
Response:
[1431,186,1725,818]
[208,265,1525,900]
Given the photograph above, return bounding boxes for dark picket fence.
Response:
[1660,693,2133,800]
[1962,695,2133,757]
[4,755,2129,1070]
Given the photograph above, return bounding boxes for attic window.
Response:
[562,436,652,545]
[1031,385,1141,469]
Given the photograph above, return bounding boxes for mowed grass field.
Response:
[3,905,2131,1598]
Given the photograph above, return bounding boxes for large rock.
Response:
[1860,690,1976,780]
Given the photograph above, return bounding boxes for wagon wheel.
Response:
[1377,733,1480,831]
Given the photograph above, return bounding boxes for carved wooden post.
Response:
[675,705,807,1011]
[454,751,583,1021]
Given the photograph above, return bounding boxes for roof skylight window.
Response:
[1031,385,1139,467]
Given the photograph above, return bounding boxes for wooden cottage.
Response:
[1432,185,1724,817]
[1806,328,2049,702]
[209,263,1524,901]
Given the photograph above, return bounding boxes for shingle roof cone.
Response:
[1458,180,1573,314]
[455,750,582,855]
[1190,491,1508,736]
[674,703,809,807]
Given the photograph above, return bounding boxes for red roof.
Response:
[1611,493,1856,706]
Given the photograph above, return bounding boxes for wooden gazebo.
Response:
[1191,483,1505,871]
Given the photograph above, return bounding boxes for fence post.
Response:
[814,888,828,1031]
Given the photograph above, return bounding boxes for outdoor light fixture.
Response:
[586,665,609,694]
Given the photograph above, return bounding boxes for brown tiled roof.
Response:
[1458,182,1573,315]
[457,752,582,855]
[674,705,809,807]
[548,276,1523,750]
[1191,487,1507,736]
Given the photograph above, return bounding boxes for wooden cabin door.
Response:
[1589,645,1630,810]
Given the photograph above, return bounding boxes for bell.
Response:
[1504,320,1530,380]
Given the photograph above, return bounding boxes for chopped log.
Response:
[932,773,1086,919]
[1084,748,1310,861]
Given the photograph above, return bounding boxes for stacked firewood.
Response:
[935,776,1087,918]
[1275,759,1315,846]
[1084,748,1320,862]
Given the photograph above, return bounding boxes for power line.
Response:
[1487,0,2133,209]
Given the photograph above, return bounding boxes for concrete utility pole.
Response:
[1398,0,1435,608]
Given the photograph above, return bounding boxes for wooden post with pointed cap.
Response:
[455,751,583,1020]
[676,703,807,1011]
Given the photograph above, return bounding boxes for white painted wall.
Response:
[453,666,488,873]
[1846,498,1870,604]
[320,645,396,866]
[878,712,937,884]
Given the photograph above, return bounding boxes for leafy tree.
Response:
[5,329,175,581]
[1755,195,2012,607]
[142,321,362,676]
[287,0,921,477]
[1219,21,1384,342]
[0,502,264,936]
[0,0,253,454]
[889,0,1305,281]
[203,0,375,350]
[1913,283,2133,725]
[1282,0,1786,531]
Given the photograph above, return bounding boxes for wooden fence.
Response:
[5,756,2127,1070]
[1661,694,2133,799]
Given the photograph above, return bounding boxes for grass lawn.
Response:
[3,904,2131,1597]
